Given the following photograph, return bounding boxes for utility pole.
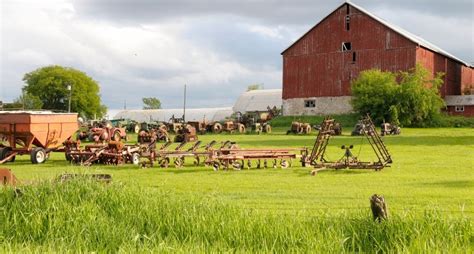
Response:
[183,84,187,122]
[67,83,72,113]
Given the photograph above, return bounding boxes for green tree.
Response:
[22,65,106,118]
[351,64,445,127]
[15,92,43,110]
[142,97,162,110]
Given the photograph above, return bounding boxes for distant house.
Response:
[282,1,474,116]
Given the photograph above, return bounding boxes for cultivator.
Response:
[65,140,140,166]
[305,115,392,175]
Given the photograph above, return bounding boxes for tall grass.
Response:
[1,180,471,252]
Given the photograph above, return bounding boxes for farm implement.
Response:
[304,115,392,175]
[0,111,78,164]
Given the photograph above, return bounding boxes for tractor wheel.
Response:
[213,123,223,134]
[238,124,246,134]
[134,125,140,134]
[131,153,140,165]
[264,125,272,133]
[31,147,47,164]
[112,130,122,141]
[304,125,311,134]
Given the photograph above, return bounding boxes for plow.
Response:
[63,115,391,174]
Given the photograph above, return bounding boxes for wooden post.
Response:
[370,194,388,222]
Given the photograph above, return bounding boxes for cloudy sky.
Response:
[1,0,473,114]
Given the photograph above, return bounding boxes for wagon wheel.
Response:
[31,147,47,164]
[174,157,184,168]
[193,156,200,166]
[264,125,272,133]
[238,124,246,134]
[112,130,122,141]
[280,159,289,169]
[160,157,170,168]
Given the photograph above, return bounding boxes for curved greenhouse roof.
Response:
[114,107,233,122]
[232,89,282,113]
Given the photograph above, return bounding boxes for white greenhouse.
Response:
[232,89,282,113]
[114,107,233,122]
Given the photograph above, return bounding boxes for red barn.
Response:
[282,1,474,116]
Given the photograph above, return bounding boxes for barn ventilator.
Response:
[303,115,392,175]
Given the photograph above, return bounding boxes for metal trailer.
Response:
[0,111,78,164]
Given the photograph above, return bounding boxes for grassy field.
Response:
[1,127,473,252]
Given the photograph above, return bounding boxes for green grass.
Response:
[1,127,473,252]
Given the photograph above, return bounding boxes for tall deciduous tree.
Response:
[142,97,162,110]
[351,64,445,127]
[22,65,106,118]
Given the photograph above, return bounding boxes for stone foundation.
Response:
[282,96,353,115]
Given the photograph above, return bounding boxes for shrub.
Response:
[351,64,445,127]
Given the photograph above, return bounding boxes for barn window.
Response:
[304,100,316,108]
[342,42,352,51]
[345,16,350,31]
[352,52,357,62]
[455,106,465,112]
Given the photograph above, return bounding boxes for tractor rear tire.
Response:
[31,147,47,164]
[134,125,140,134]
[304,125,311,134]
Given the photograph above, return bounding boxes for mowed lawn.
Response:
[6,127,473,217]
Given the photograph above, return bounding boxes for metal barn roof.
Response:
[232,89,282,113]
[113,107,233,122]
[282,1,472,67]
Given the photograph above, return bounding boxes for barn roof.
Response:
[113,107,233,122]
[282,1,472,67]
[232,89,282,113]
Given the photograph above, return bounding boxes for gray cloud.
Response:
[1,0,472,113]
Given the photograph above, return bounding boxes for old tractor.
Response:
[174,124,198,143]
[287,121,312,134]
[88,120,127,143]
[314,121,342,135]
[380,122,401,136]
[235,106,279,134]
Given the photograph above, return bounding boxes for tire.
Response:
[31,147,47,164]
[238,124,246,134]
[112,130,121,141]
[304,125,311,134]
[213,123,223,134]
[134,125,140,134]
[131,153,140,165]
[0,147,15,163]
[264,125,272,133]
